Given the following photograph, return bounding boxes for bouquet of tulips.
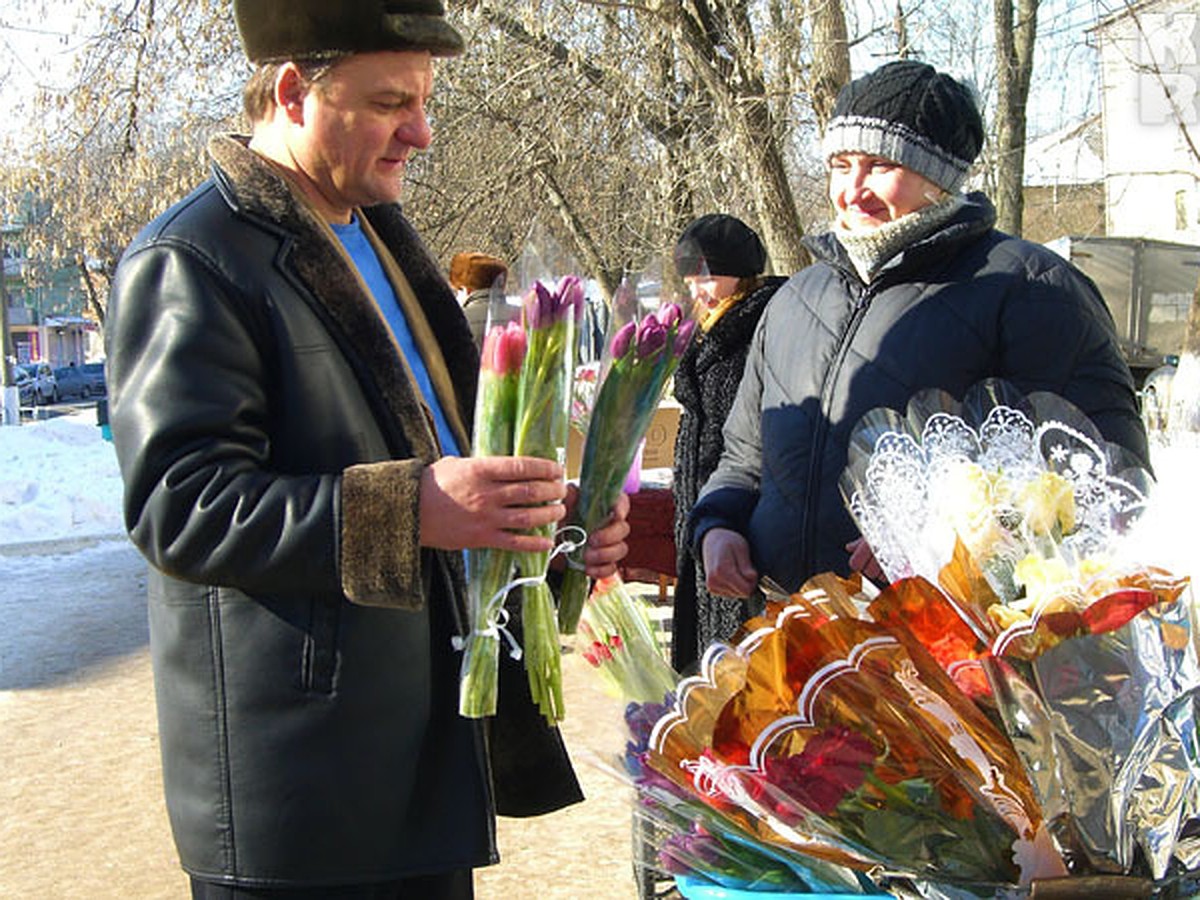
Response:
[577,574,680,703]
[456,278,580,723]
[557,292,696,633]
[512,277,583,722]
[458,318,526,718]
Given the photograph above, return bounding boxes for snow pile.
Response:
[0,410,124,547]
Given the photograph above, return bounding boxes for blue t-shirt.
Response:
[332,217,462,457]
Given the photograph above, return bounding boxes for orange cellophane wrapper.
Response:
[647,574,1068,886]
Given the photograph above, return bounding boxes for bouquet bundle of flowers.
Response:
[619,380,1200,897]
[623,693,876,898]
[839,379,1155,659]
[838,380,1200,885]
[640,572,1066,891]
[576,574,679,703]
[458,319,526,718]
[512,277,582,722]
[455,278,580,723]
[557,293,696,633]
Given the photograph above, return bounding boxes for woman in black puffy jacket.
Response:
[690,61,1148,601]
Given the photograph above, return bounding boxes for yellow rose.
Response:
[1016,472,1076,536]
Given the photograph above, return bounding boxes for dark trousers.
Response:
[190,869,474,900]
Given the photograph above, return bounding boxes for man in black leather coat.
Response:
[104,2,628,897]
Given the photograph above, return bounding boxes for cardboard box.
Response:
[566,402,681,480]
[642,403,680,470]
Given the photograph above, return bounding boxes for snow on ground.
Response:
[0,409,124,547]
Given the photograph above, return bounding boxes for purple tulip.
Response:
[657,836,693,875]
[556,275,585,324]
[635,316,667,360]
[658,302,682,330]
[673,319,697,357]
[609,321,637,361]
[523,282,555,330]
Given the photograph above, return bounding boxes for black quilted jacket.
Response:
[689,193,1149,593]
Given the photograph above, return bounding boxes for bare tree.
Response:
[993,0,1040,235]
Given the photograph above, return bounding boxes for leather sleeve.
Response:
[106,240,424,601]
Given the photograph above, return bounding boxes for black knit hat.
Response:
[234,0,465,63]
[822,61,983,192]
[674,214,767,279]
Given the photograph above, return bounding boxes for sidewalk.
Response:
[0,538,641,899]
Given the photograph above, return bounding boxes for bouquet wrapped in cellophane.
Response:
[512,277,582,723]
[557,280,696,633]
[455,277,580,724]
[458,316,526,718]
[622,379,1200,898]
[838,379,1200,891]
[577,574,679,703]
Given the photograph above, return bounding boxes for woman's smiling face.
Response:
[828,152,944,230]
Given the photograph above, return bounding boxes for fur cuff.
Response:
[341,461,426,609]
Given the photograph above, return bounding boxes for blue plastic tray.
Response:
[675,874,874,899]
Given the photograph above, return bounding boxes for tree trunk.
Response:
[670,0,812,272]
[806,0,851,132]
[993,0,1039,236]
[78,257,106,327]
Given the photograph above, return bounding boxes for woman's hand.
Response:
[701,527,758,598]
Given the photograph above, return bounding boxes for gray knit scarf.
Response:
[835,195,965,283]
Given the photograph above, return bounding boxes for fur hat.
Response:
[821,61,983,193]
[234,0,465,63]
[674,214,767,279]
[448,252,508,293]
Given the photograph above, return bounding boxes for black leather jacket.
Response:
[690,193,1149,593]
[106,136,579,886]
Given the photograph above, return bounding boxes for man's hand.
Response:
[419,456,567,552]
[564,486,630,579]
[701,527,758,598]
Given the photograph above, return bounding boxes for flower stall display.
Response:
[619,380,1200,897]
[557,286,696,634]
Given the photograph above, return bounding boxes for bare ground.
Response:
[0,538,643,899]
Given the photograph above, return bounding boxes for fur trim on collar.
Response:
[207,135,477,457]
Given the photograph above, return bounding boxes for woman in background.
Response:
[670,214,786,672]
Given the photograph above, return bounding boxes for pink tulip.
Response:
[494,321,527,375]
[658,302,682,330]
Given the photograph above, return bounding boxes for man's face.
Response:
[291,51,434,222]
[828,152,943,231]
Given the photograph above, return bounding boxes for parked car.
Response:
[53,365,94,401]
[78,361,107,396]
[16,361,58,405]
[13,365,35,406]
